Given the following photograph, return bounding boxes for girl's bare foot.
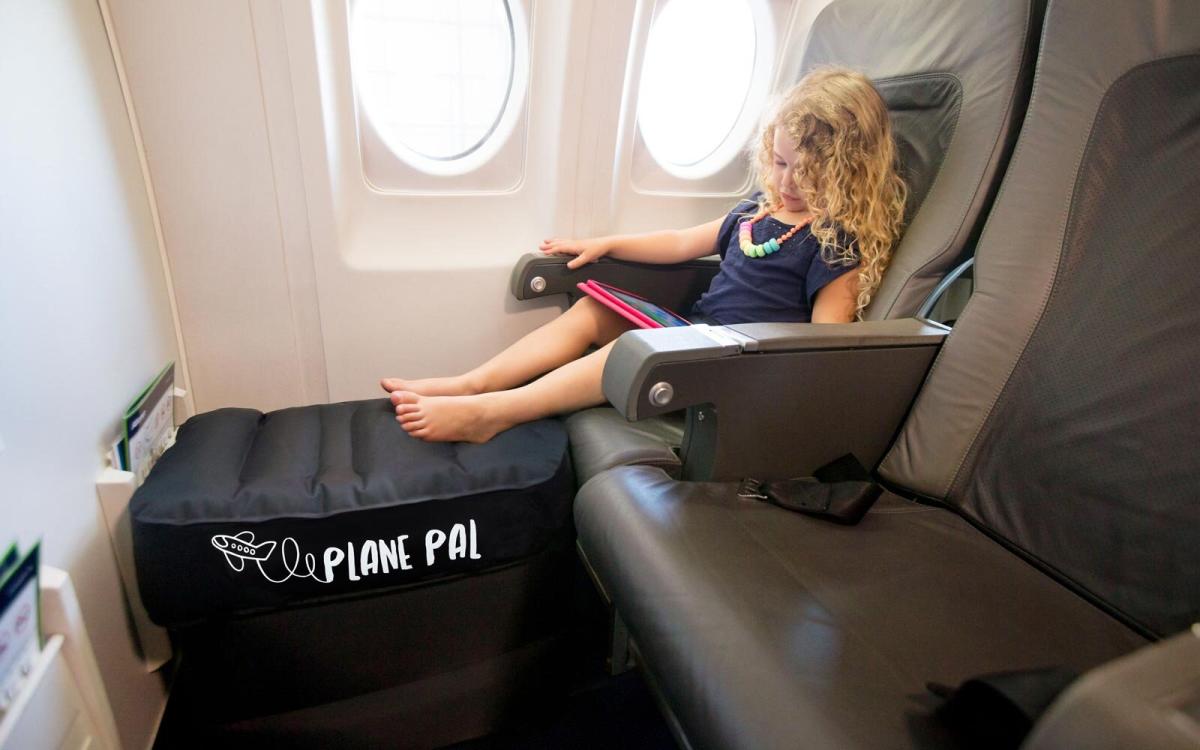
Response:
[391,391,516,443]
[379,375,480,397]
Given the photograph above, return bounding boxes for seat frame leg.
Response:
[608,610,635,675]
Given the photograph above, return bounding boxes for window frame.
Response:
[348,0,533,191]
[630,0,777,189]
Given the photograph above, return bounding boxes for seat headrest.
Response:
[799,0,1044,319]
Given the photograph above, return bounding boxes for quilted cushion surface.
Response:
[132,399,572,625]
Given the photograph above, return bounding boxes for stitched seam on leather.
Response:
[921,475,1159,641]
[884,0,1040,319]
[728,509,821,592]
[936,82,1101,499]
[880,12,1057,492]
[943,52,1200,500]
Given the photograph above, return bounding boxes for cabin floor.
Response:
[151,558,676,749]
[444,670,675,750]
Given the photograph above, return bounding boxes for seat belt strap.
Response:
[738,454,882,525]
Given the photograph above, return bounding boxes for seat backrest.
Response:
[880,0,1200,639]
[799,0,1045,319]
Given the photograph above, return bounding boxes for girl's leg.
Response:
[381,298,631,396]
[392,341,615,443]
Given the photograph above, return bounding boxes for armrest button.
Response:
[649,382,674,407]
[530,276,547,293]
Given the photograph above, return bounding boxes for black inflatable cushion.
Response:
[131,399,573,626]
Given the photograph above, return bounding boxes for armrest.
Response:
[602,318,949,481]
[509,253,721,315]
[1022,626,1200,750]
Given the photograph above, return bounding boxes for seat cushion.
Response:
[132,399,573,626]
[564,407,683,487]
[575,466,1147,750]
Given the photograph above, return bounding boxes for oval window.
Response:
[350,0,525,175]
[637,0,769,179]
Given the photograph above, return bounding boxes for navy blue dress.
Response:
[691,199,859,325]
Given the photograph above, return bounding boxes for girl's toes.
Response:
[396,416,425,431]
[381,378,405,393]
[391,390,420,406]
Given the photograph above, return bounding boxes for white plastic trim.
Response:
[94,0,196,419]
[39,569,123,750]
[92,389,191,674]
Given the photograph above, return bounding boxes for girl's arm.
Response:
[811,269,860,323]
[539,216,725,270]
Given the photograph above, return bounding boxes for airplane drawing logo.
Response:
[211,531,276,572]
[210,522,480,585]
[210,531,329,584]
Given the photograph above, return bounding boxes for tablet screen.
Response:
[600,285,691,327]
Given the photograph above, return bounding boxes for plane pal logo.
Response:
[210,521,481,584]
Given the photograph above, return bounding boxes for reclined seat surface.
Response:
[567,0,1045,486]
[575,0,1200,747]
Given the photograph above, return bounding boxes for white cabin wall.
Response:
[0,0,178,747]
[102,0,586,409]
[104,0,327,412]
[289,0,585,400]
[96,0,835,410]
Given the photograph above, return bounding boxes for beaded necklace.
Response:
[739,209,814,258]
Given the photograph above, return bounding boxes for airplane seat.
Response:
[514,0,1047,487]
[573,0,1200,747]
[128,401,579,745]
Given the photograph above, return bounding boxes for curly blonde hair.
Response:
[753,67,907,319]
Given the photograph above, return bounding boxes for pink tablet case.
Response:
[576,280,689,329]
[577,281,659,328]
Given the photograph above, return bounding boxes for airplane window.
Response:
[349,0,526,176]
[636,0,768,179]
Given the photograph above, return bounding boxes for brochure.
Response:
[122,362,175,484]
[0,542,40,713]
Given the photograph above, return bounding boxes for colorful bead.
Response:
[739,208,814,258]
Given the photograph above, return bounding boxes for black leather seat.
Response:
[577,473,1144,749]
[555,0,1046,486]
[575,0,1200,746]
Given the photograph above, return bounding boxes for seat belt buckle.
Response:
[737,478,767,500]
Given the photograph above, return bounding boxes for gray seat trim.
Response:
[880,3,1200,500]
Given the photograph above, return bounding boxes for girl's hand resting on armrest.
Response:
[539,237,610,270]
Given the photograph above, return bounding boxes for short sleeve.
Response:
[713,196,762,259]
[804,234,860,308]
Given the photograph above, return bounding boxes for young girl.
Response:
[382,67,906,443]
